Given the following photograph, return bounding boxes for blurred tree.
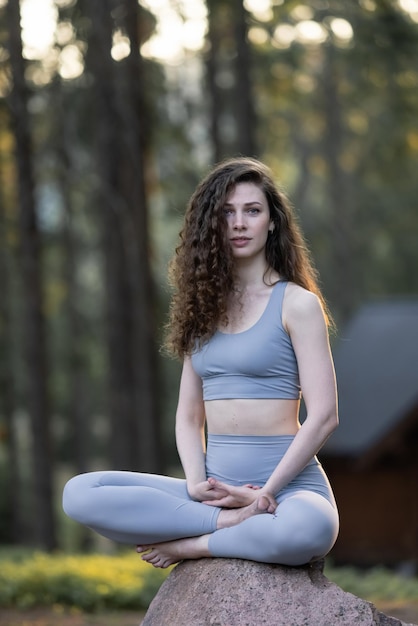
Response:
[320,43,355,318]
[234,0,257,156]
[51,75,91,477]
[205,0,257,160]
[5,0,56,550]
[250,0,418,323]
[43,77,95,554]
[85,0,161,471]
[116,0,162,471]
[0,129,21,543]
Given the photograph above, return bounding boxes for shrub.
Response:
[0,551,170,612]
[1,550,417,613]
[325,563,418,603]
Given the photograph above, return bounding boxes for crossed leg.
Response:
[137,495,274,568]
[63,472,338,569]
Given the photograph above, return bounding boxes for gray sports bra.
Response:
[191,281,301,401]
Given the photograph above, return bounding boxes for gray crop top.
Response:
[191,281,301,401]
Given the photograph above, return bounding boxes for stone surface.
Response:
[141,558,417,626]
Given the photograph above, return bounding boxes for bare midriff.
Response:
[205,398,301,436]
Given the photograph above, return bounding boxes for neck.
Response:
[233,259,276,291]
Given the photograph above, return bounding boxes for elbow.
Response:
[304,413,338,443]
[308,408,338,438]
[325,411,339,436]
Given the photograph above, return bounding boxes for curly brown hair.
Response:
[165,157,331,358]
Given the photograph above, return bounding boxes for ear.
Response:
[268,221,275,233]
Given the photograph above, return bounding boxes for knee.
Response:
[298,517,337,561]
[287,522,331,560]
[62,474,93,524]
[269,506,338,565]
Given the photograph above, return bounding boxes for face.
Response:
[223,182,273,262]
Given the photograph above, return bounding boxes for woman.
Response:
[63,157,339,568]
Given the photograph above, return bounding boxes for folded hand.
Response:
[188,480,230,503]
[202,478,277,511]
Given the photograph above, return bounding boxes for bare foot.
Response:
[137,534,210,568]
[216,494,276,530]
[136,496,275,569]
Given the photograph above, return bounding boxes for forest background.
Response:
[0,0,417,553]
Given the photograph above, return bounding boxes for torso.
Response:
[205,397,301,436]
[202,278,301,437]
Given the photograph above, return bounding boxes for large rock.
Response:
[141,558,417,626]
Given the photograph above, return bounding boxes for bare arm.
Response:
[176,357,229,502]
[260,285,338,497]
[175,357,207,492]
[201,285,338,509]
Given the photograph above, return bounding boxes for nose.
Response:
[232,210,247,230]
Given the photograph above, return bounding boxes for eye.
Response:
[247,207,260,214]
[223,207,234,216]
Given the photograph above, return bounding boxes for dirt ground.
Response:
[0,602,417,625]
[0,608,145,626]
[375,601,418,624]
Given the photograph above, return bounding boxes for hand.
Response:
[187,480,230,503]
[202,478,277,510]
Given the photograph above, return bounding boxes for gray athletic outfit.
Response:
[63,281,339,565]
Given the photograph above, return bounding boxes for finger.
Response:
[203,498,230,506]
[266,497,278,513]
[208,478,231,491]
[203,498,234,507]
[202,488,228,500]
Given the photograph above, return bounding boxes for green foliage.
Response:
[250,0,418,321]
[325,563,418,603]
[0,551,170,612]
[0,550,417,614]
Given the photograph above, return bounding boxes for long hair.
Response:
[165,157,331,358]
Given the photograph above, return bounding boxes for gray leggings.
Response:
[63,435,339,566]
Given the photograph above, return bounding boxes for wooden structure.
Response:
[321,300,418,567]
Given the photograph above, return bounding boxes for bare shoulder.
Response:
[283,282,323,316]
[179,356,203,396]
[282,283,325,333]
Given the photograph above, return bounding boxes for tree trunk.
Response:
[321,45,354,319]
[6,0,56,550]
[114,0,162,472]
[85,0,135,469]
[205,0,258,160]
[234,0,257,156]
[50,76,91,476]
[51,76,94,549]
[86,0,161,471]
[206,0,224,162]
[0,166,22,543]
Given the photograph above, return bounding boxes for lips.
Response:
[230,237,251,247]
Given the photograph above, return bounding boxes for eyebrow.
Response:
[224,201,263,207]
